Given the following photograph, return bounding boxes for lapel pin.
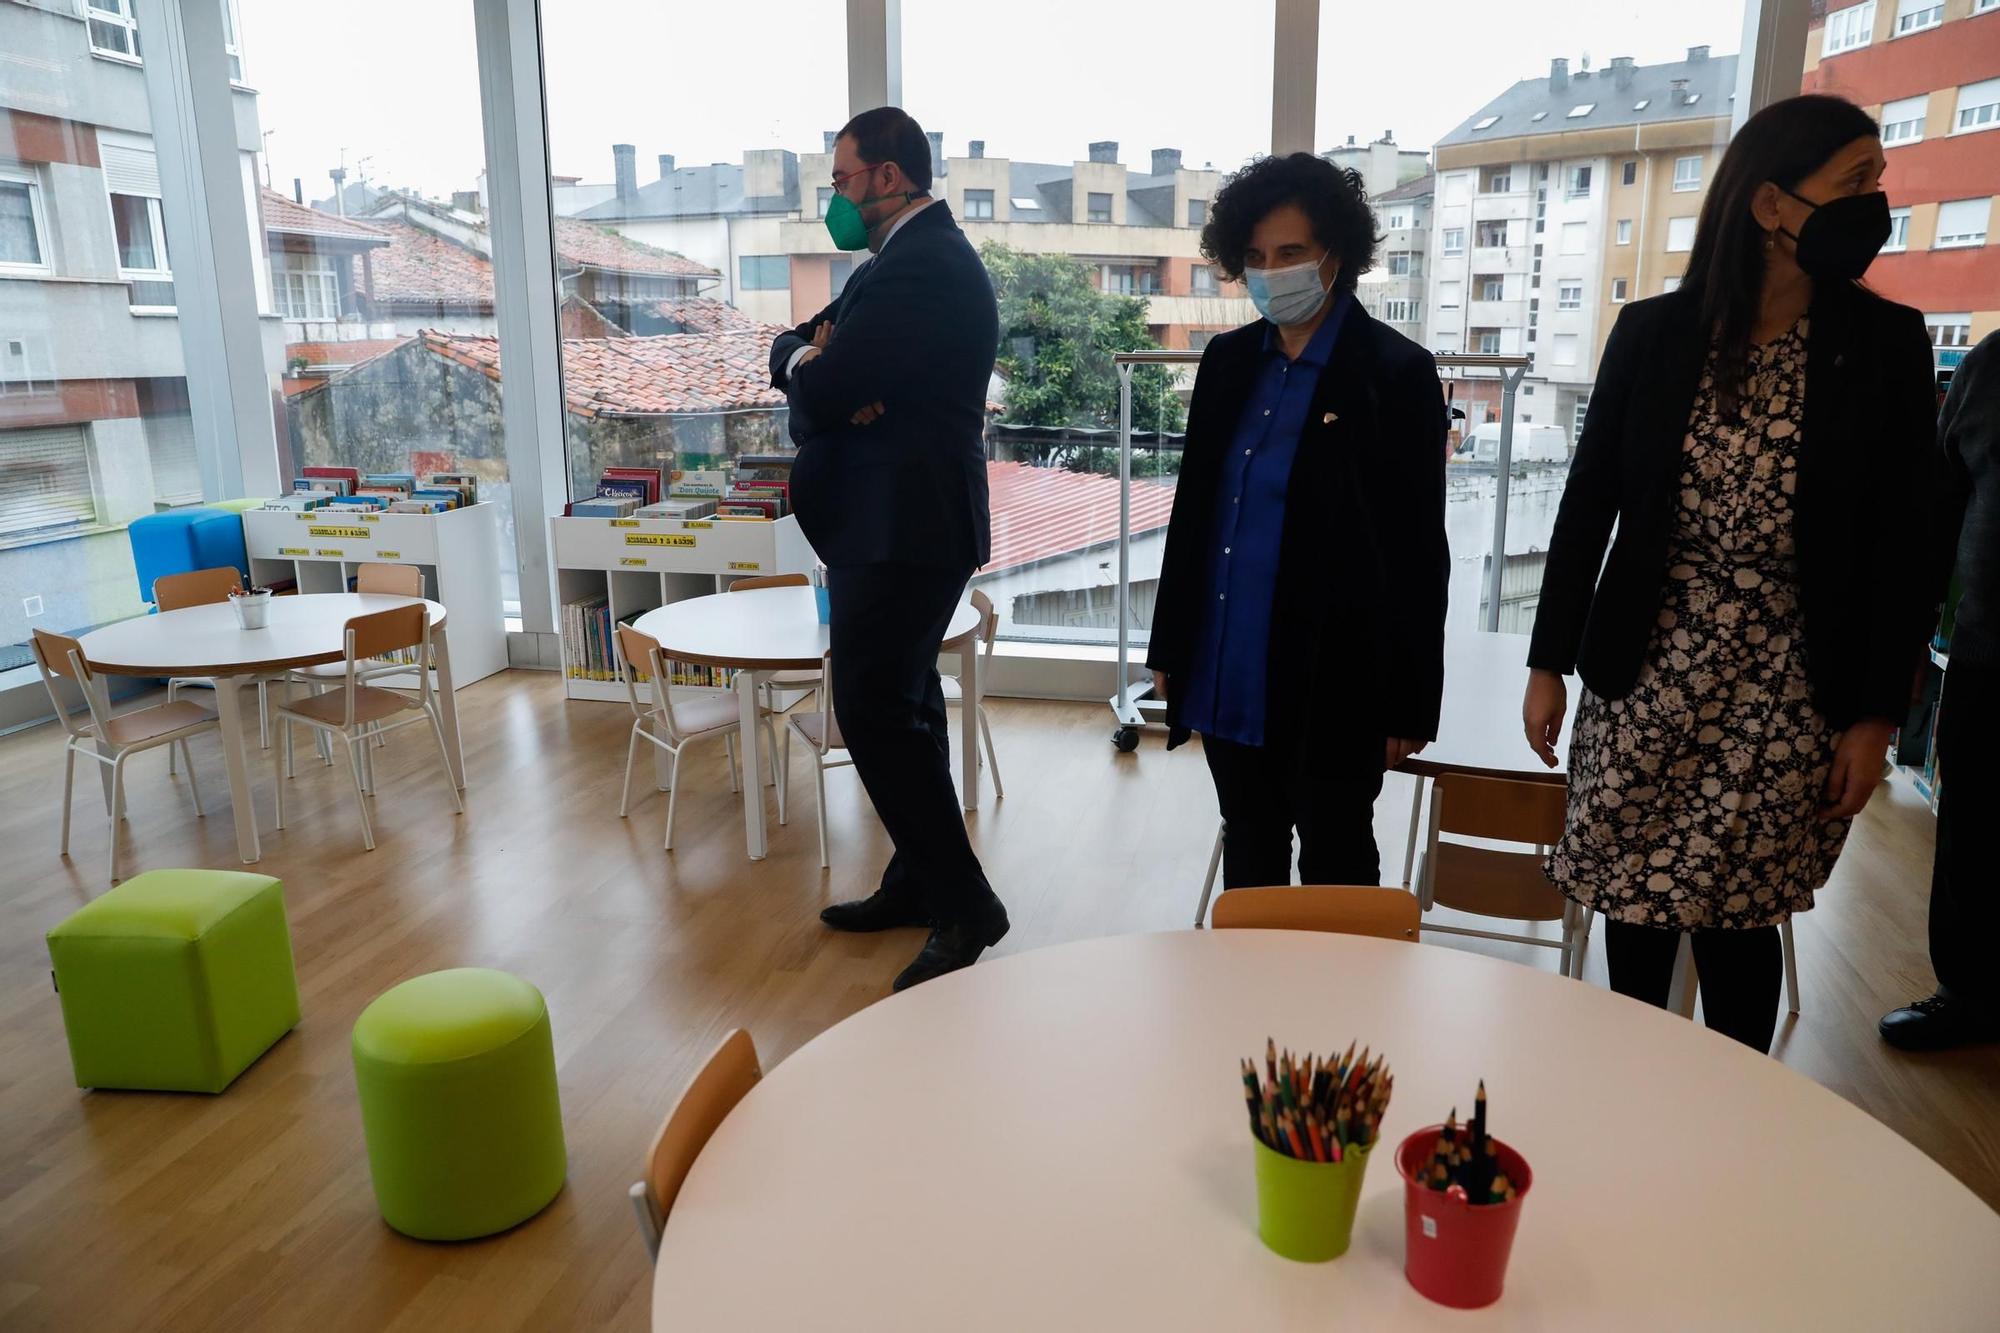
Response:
[1322,412,1338,424]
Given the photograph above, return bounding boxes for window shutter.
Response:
[0,426,97,536]
[146,411,201,503]
[100,141,161,197]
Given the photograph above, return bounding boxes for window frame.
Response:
[1933,198,1991,248]
[1892,0,1943,36]
[0,164,52,274]
[1475,329,1502,355]
[1556,282,1583,311]
[1611,276,1629,303]
[1085,191,1113,223]
[108,190,172,282]
[221,0,246,83]
[1615,218,1632,245]
[1477,274,1504,301]
[1441,227,1465,256]
[1190,263,1219,296]
[1926,313,1972,349]
[1566,164,1591,200]
[1187,198,1206,227]
[1885,206,1911,252]
[1881,94,1928,145]
[87,0,142,63]
[1955,78,2000,135]
[1438,279,1462,309]
[816,186,833,217]
[1672,155,1703,192]
[737,253,790,290]
[1822,1,1878,56]
[1666,215,1698,252]
[964,188,995,220]
[1387,250,1413,277]
[270,250,342,320]
[1621,160,1638,186]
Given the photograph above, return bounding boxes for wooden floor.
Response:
[1,668,1994,1330]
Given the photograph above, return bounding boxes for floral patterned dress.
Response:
[1549,320,1846,930]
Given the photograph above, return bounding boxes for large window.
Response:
[964,188,995,220]
[1557,282,1583,311]
[87,0,140,60]
[1822,2,1877,56]
[1441,227,1465,255]
[739,255,790,290]
[1893,0,1943,36]
[1934,198,1991,248]
[1673,155,1703,192]
[1885,206,1911,252]
[1881,95,1928,146]
[270,252,340,320]
[1927,313,1972,350]
[1957,78,2000,134]
[0,167,49,271]
[1086,191,1113,223]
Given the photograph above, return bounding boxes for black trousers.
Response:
[1931,660,1998,1014]
[1603,920,1782,1053]
[827,561,996,927]
[1203,731,1385,890]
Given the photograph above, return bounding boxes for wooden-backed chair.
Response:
[628,1029,762,1259]
[154,566,266,768]
[615,625,783,851]
[1210,885,1421,941]
[287,563,430,771]
[270,604,461,851]
[1415,773,1589,975]
[727,572,823,738]
[940,587,1003,799]
[31,628,219,883]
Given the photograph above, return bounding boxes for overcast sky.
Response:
[244,0,1749,204]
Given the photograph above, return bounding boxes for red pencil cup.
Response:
[1395,1125,1533,1309]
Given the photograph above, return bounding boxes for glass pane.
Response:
[907,0,1272,646]
[243,0,518,612]
[0,3,200,675]
[1318,4,1745,637]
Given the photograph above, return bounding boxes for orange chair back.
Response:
[346,604,424,662]
[153,566,242,611]
[1435,773,1566,846]
[729,572,809,592]
[30,628,88,682]
[356,562,423,597]
[1210,885,1421,941]
[643,1029,762,1222]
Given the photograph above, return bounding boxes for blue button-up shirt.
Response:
[1178,296,1348,746]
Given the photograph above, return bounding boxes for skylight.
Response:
[1685,93,1701,105]
[1633,98,1650,110]
[1531,111,1548,122]
[1567,104,1595,118]
[1010,197,1040,209]
[1473,116,1500,130]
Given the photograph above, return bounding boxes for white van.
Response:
[1458,422,1570,464]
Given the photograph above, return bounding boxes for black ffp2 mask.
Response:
[1778,186,1892,280]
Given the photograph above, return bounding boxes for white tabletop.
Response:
[79,593,446,678]
[653,931,2000,1330]
[631,586,980,671]
[1403,630,1570,782]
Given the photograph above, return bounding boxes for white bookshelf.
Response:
[549,512,817,702]
[241,501,508,689]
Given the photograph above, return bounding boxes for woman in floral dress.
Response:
[1522,96,1942,1052]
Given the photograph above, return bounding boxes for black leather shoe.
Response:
[891,909,1009,992]
[1879,993,2000,1052]
[819,889,930,933]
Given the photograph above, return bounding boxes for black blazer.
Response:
[770,202,997,571]
[1146,306,1450,754]
[1526,283,1940,729]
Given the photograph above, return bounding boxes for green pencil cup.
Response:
[1252,1135,1375,1262]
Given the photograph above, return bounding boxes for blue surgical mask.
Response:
[1244,254,1332,326]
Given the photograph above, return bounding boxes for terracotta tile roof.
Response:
[260,188,389,243]
[654,297,762,334]
[285,338,411,369]
[980,460,1176,575]
[360,221,495,311]
[419,328,786,417]
[554,218,719,279]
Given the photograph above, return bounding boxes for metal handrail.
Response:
[1107,344,1539,734]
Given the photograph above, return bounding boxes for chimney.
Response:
[292,176,303,204]
[1549,57,1569,91]
[926,130,946,179]
[1088,140,1119,164]
[1346,134,1357,146]
[1610,55,1635,89]
[658,154,675,180]
[612,143,637,202]
[1381,129,1395,144]
[1687,44,1710,62]
[1670,78,1690,106]
[969,139,985,159]
[823,130,839,152]
[452,189,481,215]
[1151,147,1182,176]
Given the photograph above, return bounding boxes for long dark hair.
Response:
[1681,94,1879,408]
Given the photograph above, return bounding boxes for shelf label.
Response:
[683,521,714,530]
[727,561,763,571]
[609,519,640,528]
[361,513,380,522]
[315,548,345,557]
[308,525,370,539]
[624,533,697,548]
[375,549,401,559]
[277,546,309,556]
[618,557,649,567]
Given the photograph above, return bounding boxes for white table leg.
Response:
[738,669,767,860]
[957,639,980,811]
[432,631,465,789]
[213,677,261,863]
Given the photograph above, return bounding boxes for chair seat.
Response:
[1430,841,1568,922]
[279,684,420,727]
[764,668,821,689]
[291,657,411,681]
[100,700,216,746]
[788,710,845,752]
[939,674,966,703]
[663,693,751,739]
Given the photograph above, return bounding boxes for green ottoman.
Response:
[351,968,567,1241]
[45,869,300,1093]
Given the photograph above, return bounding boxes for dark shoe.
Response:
[820,889,931,933]
[1879,994,2000,1052]
[891,909,1010,992]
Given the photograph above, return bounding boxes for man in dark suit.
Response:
[770,106,1007,991]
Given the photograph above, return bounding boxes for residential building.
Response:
[0,0,268,654]
[1428,48,1736,442]
[1323,131,1431,196]
[1361,173,1434,346]
[1802,0,2000,366]
[571,137,1254,350]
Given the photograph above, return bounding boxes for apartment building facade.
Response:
[1802,0,2000,366]
[0,0,270,649]
[1428,49,1736,443]
[573,136,1254,350]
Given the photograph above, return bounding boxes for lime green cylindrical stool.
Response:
[351,968,567,1241]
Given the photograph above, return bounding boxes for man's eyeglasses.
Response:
[830,164,878,190]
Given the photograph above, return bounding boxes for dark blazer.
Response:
[770,202,997,571]
[1146,306,1450,754]
[1526,282,1940,729]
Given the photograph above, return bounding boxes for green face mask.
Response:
[823,167,914,251]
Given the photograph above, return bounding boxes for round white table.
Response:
[79,593,460,864]
[652,931,2000,1330]
[633,586,982,860]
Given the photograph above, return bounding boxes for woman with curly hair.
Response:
[1148,151,1449,892]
